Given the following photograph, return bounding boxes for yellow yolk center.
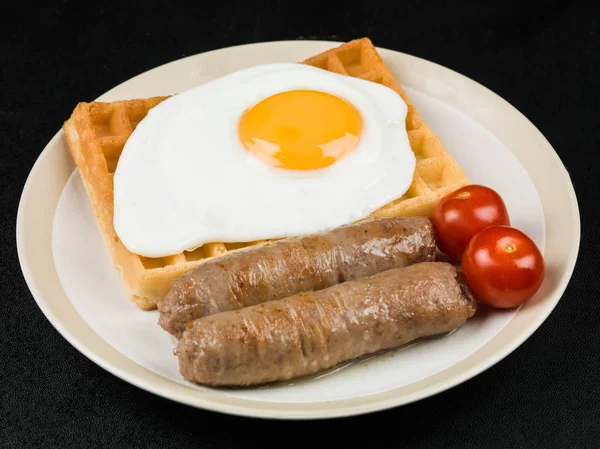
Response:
[238,90,363,170]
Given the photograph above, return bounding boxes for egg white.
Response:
[113,63,415,257]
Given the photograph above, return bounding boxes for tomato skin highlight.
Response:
[431,185,510,260]
[461,226,545,308]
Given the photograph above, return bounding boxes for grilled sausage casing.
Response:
[176,262,476,386]
[159,217,435,337]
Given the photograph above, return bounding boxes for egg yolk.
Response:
[238,90,363,170]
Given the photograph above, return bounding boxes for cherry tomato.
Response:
[431,185,510,260]
[461,226,545,308]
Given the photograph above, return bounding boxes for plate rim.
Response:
[17,40,581,419]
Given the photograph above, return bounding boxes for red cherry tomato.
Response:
[431,185,510,260]
[461,226,545,308]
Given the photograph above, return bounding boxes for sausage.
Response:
[176,262,476,386]
[158,217,435,337]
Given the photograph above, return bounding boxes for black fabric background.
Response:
[2,1,598,447]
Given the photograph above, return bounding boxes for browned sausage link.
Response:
[158,217,435,337]
[176,262,476,386]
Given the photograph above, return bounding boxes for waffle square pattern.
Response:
[63,38,468,310]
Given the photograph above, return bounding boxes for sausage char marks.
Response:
[176,262,476,386]
[159,217,436,337]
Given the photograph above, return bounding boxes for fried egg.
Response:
[113,63,415,258]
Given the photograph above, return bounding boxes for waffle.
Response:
[63,38,468,310]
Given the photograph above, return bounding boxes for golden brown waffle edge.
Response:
[62,38,469,310]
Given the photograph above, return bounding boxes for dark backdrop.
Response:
[2,1,598,448]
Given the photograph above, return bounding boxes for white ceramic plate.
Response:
[17,41,580,419]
